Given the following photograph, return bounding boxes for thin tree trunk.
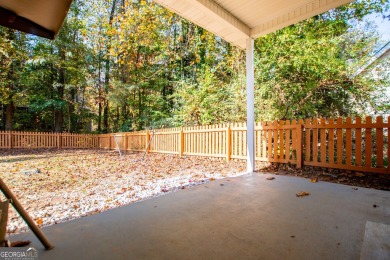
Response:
[98,101,102,132]
[68,88,76,132]
[1,104,5,130]
[55,50,65,133]
[97,49,102,132]
[103,0,117,133]
[5,29,15,131]
[5,101,14,131]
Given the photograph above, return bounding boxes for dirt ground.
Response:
[0,149,388,236]
[0,149,245,235]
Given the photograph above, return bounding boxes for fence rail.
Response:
[1,116,389,174]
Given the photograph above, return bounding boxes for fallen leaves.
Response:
[1,149,246,235]
[266,177,275,180]
[35,218,43,226]
[257,163,390,191]
[310,178,318,183]
[296,191,310,197]
[11,240,31,247]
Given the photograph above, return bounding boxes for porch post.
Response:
[246,37,255,173]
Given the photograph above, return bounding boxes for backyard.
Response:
[1,147,389,236]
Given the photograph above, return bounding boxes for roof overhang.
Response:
[0,0,73,39]
[154,0,354,49]
[0,0,353,44]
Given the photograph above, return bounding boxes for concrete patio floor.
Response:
[10,173,390,260]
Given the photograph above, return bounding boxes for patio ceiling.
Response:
[154,0,353,49]
[0,0,72,39]
[0,0,353,43]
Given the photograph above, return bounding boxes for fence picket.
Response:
[320,118,326,164]
[266,122,271,159]
[328,119,335,164]
[305,119,311,162]
[285,120,291,161]
[336,118,343,165]
[345,117,352,166]
[296,119,303,168]
[365,117,372,167]
[376,116,384,168]
[273,121,278,160]
[262,122,267,159]
[313,119,319,162]
[355,117,362,166]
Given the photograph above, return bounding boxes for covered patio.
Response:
[1,0,389,259]
[11,173,390,259]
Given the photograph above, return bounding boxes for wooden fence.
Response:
[101,116,389,174]
[1,116,388,174]
[0,131,100,149]
[100,122,304,165]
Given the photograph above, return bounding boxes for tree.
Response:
[252,8,388,120]
[0,0,388,132]
[0,28,28,131]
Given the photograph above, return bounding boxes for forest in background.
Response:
[0,0,389,133]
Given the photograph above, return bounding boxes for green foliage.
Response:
[253,17,379,120]
[0,0,388,131]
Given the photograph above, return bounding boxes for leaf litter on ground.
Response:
[296,191,310,197]
[0,149,245,235]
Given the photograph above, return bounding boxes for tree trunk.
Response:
[54,110,64,133]
[5,29,15,131]
[102,0,117,133]
[138,88,142,130]
[98,101,102,132]
[55,50,65,133]
[68,88,76,132]
[103,102,109,133]
[5,101,14,131]
[1,104,5,130]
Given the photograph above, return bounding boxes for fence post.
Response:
[124,133,128,151]
[8,131,12,149]
[296,120,303,168]
[146,130,150,154]
[376,116,384,168]
[180,128,184,157]
[226,125,232,161]
[57,133,61,149]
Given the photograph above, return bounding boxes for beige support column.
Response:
[246,37,255,173]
